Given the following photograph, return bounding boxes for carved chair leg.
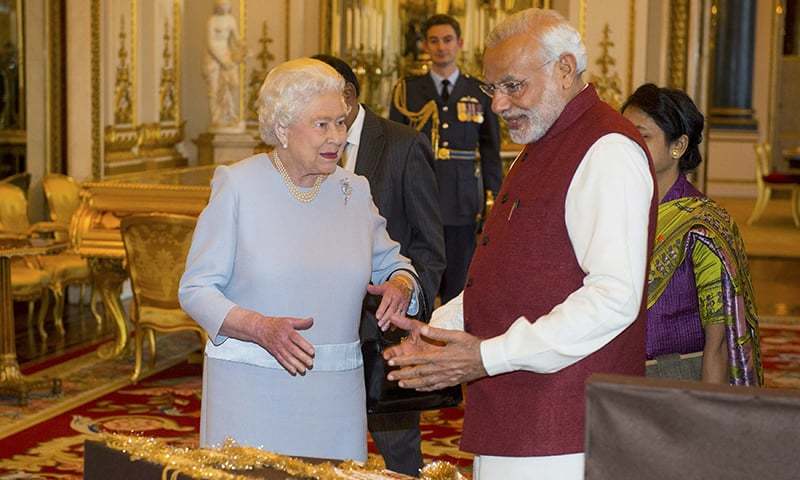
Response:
[791,187,800,228]
[37,289,51,340]
[89,286,103,327]
[131,326,144,383]
[148,329,157,367]
[747,185,771,225]
[51,286,66,336]
[27,301,35,329]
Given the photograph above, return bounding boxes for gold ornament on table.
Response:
[159,19,178,123]
[247,21,275,126]
[589,23,623,111]
[102,433,466,479]
[114,16,134,125]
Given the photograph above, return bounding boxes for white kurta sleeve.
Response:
[480,133,654,376]
[179,166,239,345]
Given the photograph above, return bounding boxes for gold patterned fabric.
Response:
[121,213,206,382]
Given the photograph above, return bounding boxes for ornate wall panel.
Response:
[578,0,643,110]
[92,0,186,179]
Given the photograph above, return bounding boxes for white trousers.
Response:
[473,452,584,479]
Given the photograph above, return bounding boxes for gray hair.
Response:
[486,8,587,75]
[256,58,345,146]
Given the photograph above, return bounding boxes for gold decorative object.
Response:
[114,16,134,126]
[102,433,464,480]
[246,21,275,126]
[589,24,623,111]
[159,20,178,123]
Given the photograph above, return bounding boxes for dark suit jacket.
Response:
[389,72,502,226]
[356,106,446,342]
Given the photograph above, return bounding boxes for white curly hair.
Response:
[486,8,587,76]
[256,58,345,146]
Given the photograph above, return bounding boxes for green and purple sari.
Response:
[647,175,762,385]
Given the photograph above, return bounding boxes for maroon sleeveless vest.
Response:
[461,85,657,456]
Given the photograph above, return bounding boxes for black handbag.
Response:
[362,269,463,414]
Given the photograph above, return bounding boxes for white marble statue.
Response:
[204,0,246,132]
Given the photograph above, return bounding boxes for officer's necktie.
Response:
[440,79,450,104]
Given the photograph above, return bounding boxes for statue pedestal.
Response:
[193,131,263,165]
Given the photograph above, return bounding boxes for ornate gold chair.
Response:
[0,182,90,338]
[0,172,31,198]
[748,142,800,227]
[121,213,206,382]
[42,174,100,324]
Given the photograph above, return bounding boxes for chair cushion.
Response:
[11,265,50,297]
[37,253,90,284]
[763,172,800,184]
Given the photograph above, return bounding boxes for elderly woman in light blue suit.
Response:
[179,58,419,462]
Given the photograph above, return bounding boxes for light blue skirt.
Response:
[200,355,368,462]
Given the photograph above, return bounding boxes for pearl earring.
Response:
[282,142,288,149]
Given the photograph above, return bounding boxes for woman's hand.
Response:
[220,307,315,375]
[367,275,413,331]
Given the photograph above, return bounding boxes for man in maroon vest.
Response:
[383,8,658,479]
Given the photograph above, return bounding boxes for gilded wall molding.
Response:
[91,0,101,179]
[247,21,275,127]
[626,0,635,94]
[590,23,624,110]
[239,0,247,128]
[172,0,182,124]
[45,0,65,174]
[113,16,134,125]
[159,19,177,123]
[285,0,290,60]
[668,0,690,90]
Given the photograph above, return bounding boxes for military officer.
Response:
[390,14,502,304]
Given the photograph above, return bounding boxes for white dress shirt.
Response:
[430,133,654,479]
[342,104,365,172]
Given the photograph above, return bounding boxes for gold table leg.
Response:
[0,257,61,405]
[89,257,129,359]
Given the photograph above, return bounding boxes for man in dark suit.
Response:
[312,55,446,476]
[389,14,502,304]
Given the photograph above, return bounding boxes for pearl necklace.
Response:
[271,151,324,203]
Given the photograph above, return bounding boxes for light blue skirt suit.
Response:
[179,154,417,462]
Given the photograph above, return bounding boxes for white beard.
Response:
[504,80,567,144]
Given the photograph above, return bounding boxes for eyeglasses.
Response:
[479,59,555,98]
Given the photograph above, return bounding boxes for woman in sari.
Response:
[622,83,761,385]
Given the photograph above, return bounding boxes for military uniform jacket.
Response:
[390,72,502,226]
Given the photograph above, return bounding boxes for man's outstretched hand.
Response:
[383,323,488,391]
